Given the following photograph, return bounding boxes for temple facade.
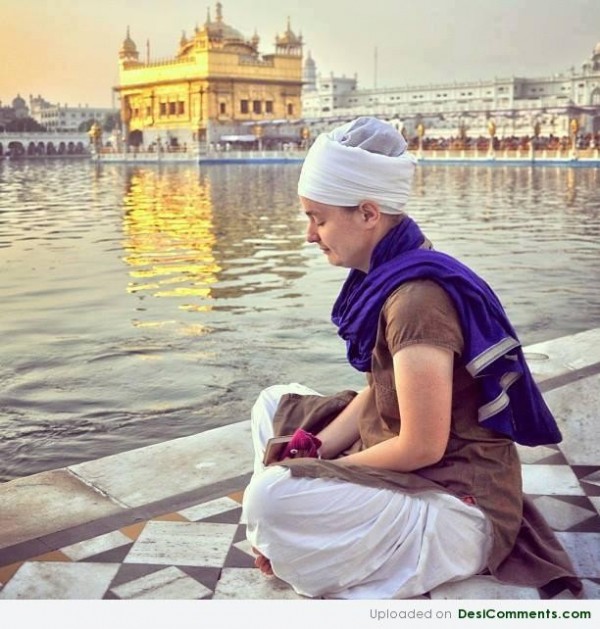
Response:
[302,41,600,141]
[115,3,303,149]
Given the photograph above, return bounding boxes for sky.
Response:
[1,0,600,109]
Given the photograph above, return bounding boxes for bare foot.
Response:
[252,547,274,576]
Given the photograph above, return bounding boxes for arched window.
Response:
[591,88,600,106]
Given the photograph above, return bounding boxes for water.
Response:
[1,160,599,482]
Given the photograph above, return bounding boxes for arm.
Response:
[315,386,370,459]
[338,344,453,472]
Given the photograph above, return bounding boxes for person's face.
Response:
[300,196,377,272]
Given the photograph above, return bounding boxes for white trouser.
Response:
[241,383,493,599]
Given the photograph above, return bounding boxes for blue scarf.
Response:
[331,218,562,446]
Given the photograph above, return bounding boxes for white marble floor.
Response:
[1,334,599,600]
[1,435,599,601]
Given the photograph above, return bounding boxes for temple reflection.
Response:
[122,168,220,315]
[120,163,308,320]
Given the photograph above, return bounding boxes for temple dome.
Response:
[12,94,26,109]
[120,27,139,59]
[206,20,245,42]
[204,3,245,43]
[276,17,302,47]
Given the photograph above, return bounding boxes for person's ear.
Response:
[358,200,381,227]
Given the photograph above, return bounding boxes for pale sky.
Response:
[1,0,600,109]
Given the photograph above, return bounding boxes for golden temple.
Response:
[115,3,303,150]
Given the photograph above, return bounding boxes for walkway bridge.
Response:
[0,132,90,158]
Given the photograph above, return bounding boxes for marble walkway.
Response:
[1,328,599,600]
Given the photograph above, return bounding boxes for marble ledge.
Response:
[525,328,600,383]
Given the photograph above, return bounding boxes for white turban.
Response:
[297,117,417,214]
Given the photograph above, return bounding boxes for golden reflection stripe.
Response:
[122,170,221,315]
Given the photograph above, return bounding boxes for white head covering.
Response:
[297,117,417,214]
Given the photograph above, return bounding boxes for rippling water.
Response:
[1,160,599,481]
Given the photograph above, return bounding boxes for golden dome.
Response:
[120,27,139,59]
[276,17,302,47]
[204,2,246,43]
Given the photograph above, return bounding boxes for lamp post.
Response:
[416,122,425,158]
[458,118,467,150]
[121,96,132,153]
[532,120,541,161]
[88,121,102,159]
[569,118,579,159]
[301,126,310,150]
[487,119,496,158]
[253,124,263,151]
[196,86,205,153]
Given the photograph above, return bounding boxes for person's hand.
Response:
[279,429,321,461]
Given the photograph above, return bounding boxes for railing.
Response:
[416,147,600,161]
[89,145,600,164]
[198,149,305,161]
[0,131,89,140]
[93,145,307,163]
[98,146,193,155]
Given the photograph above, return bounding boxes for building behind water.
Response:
[115,2,304,151]
[110,4,600,148]
[303,42,600,142]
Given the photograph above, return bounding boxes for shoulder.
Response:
[383,279,455,317]
[381,279,464,356]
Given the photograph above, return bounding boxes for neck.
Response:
[356,214,407,273]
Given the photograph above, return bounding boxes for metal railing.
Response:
[416,147,600,161]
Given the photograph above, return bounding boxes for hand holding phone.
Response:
[262,429,322,465]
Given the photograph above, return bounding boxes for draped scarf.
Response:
[331,217,562,446]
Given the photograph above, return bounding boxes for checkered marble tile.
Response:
[60,530,133,561]
[110,566,213,600]
[555,533,600,579]
[0,492,249,600]
[429,576,540,600]
[124,520,238,567]
[214,569,304,599]
[1,460,600,600]
[0,562,121,599]
[532,495,599,531]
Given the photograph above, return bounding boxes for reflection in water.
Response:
[410,165,600,340]
[1,160,599,481]
[122,169,220,315]
[121,164,308,316]
[205,164,308,306]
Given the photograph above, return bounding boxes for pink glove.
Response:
[279,428,322,461]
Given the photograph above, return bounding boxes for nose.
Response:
[306,221,320,243]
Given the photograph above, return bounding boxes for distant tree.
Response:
[6,117,46,132]
[78,119,97,132]
[102,113,121,133]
